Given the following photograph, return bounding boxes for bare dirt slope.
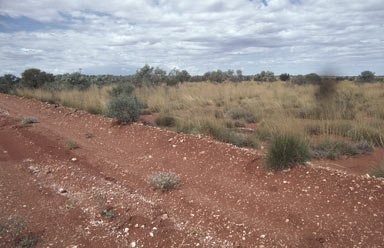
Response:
[0,93,383,248]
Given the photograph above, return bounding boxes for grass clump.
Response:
[106,95,142,123]
[148,171,181,191]
[155,115,176,127]
[369,161,384,178]
[265,132,311,170]
[347,126,384,147]
[21,117,38,125]
[0,215,41,248]
[65,140,79,150]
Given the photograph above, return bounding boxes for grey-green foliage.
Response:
[358,70,375,82]
[0,74,19,93]
[266,132,311,170]
[106,95,143,123]
[254,71,276,82]
[108,82,135,97]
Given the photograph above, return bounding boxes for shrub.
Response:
[108,83,135,97]
[234,120,246,128]
[311,138,359,160]
[21,117,38,125]
[369,161,384,178]
[148,171,181,191]
[254,71,276,82]
[279,73,290,81]
[265,132,311,170]
[155,115,176,127]
[305,73,321,84]
[106,95,142,123]
[21,68,54,89]
[227,107,258,123]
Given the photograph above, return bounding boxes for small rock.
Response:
[183,157,187,161]
[152,227,158,230]
[59,188,67,194]
[283,181,288,184]
[148,155,152,158]
[124,228,129,233]
[71,157,77,162]
[260,234,266,239]
[135,224,139,228]
[3,150,8,154]
[130,241,136,247]
[160,213,168,220]
[172,145,176,148]
[149,232,154,237]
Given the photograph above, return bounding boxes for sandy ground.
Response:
[0,93,383,247]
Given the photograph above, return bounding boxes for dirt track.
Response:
[0,93,383,247]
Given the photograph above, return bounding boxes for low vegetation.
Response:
[65,140,79,150]
[21,117,38,125]
[2,66,384,171]
[148,171,182,191]
[369,161,384,178]
[265,132,311,170]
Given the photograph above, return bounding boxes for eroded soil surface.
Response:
[0,93,383,247]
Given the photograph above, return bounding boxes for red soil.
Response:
[0,93,383,247]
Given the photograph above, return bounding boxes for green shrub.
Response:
[265,132,311,170]
[148,171,181,191]
[155,115,176,127]
[106,95,142,123]
[369,161,384,178]
[84,132,93,139]
[254,128,272,141]
[305,73,321,84]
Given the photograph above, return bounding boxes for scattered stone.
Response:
[59,188,67,194]
[260,234,266,239]
[149,232,154,237]
[130,241,136,247]
[124,228,129,233]
[71,157,77,162]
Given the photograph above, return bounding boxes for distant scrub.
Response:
[155,115,176,127]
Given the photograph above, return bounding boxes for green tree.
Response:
[358,70,375,82]
[21,68,54,89]
[0,74,19,93]
[279,73,290,81]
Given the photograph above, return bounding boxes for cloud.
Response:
[0,0,383,75]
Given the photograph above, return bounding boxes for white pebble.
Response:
[130,241,136,247]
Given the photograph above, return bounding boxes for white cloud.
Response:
[0,0,383,75]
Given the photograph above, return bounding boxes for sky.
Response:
[0,0,383,76]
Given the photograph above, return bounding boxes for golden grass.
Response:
[16,85,112,114]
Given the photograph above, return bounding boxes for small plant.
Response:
[100,208,116,219]
[155,115,176,127]
[265,132,311,170]
[148,171,181,191]
[65,140,79,150]
[279,73,290,81]
[84,132,94,139]
[93,190,116,218]
[21,117,38,125]
[369,161,384,178]
[106,95,143,123]
[0,214,41,248]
